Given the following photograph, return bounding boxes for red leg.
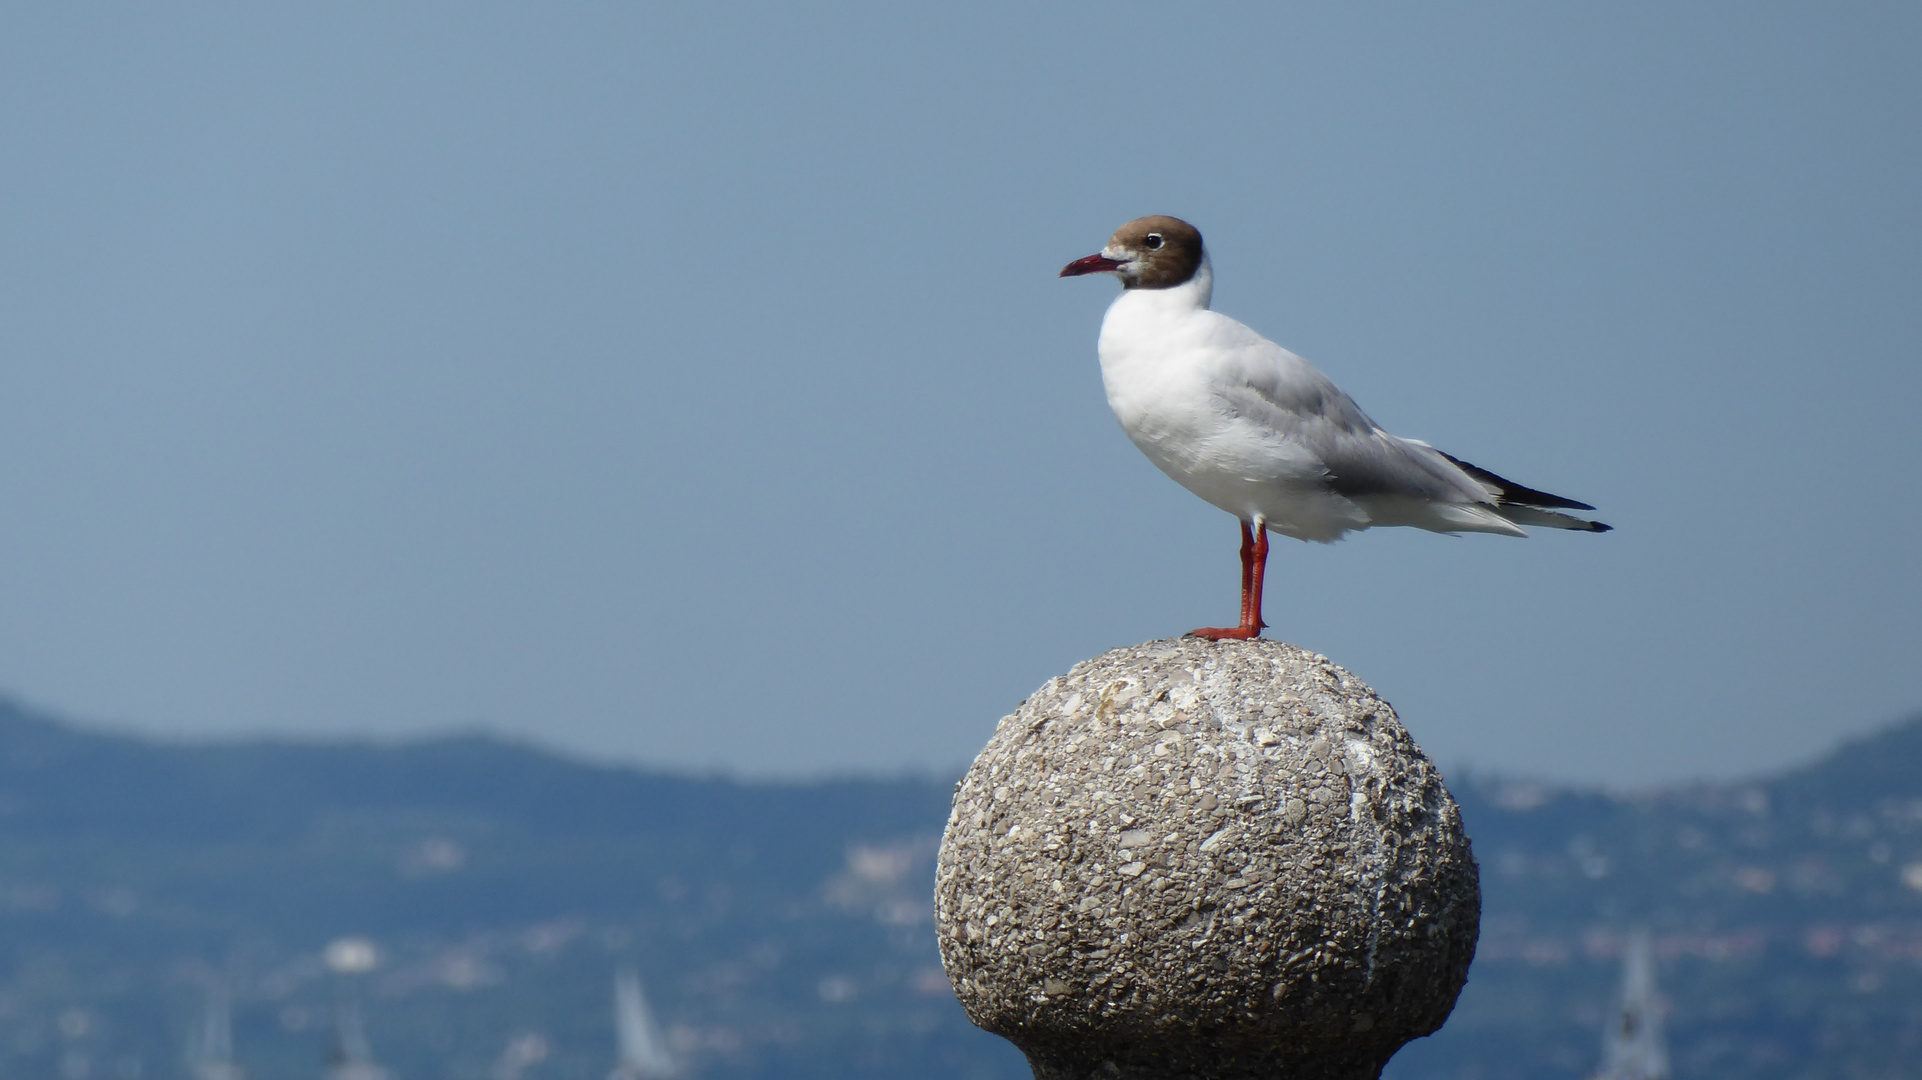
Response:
[1235,522,1256,627]
[1246,526,1269,633]
[1190,520,1268,641]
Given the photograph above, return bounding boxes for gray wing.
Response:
[1209,345,1497,508]
[1207,332,1608,533]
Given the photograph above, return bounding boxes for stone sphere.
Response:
[935,639,1479,1080]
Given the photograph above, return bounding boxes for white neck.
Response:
[1097,252,1218,371]
[1123,252,1212,312]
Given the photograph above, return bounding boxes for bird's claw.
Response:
[1186,626,1263,641]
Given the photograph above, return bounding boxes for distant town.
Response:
[2,699,1918,1079]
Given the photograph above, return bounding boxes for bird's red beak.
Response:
[1059,254,1124,277]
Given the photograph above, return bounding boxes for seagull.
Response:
[1061,215,1610,641]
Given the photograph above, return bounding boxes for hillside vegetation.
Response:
[1,701,1917,1079]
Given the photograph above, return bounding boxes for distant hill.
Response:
[1402,715,1922,1080]
[0,700,996,1080]
[1,698,1918,1080]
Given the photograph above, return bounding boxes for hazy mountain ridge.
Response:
[1,699,1918,1079]
[0,699,987,1079]
[1422,716,1922,1079]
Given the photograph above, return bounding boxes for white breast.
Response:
[1093,260,1374,542]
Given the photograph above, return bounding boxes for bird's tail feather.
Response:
[1438,451,1612,532]
[1496,504,1613,532]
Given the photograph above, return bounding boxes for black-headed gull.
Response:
[1061,215,1609,641]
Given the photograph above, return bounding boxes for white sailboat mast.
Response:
[609,965,677,1079]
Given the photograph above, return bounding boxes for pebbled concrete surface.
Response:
[935,638,1479,1080]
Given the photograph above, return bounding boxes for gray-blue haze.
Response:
[0,4,1916,785]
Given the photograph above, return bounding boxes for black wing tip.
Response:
[1438,450,1597,511]
[1587,521,1613,533]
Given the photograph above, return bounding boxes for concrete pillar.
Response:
[935,638,1479,1080]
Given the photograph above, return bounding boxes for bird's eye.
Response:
[1143,233,1164,250]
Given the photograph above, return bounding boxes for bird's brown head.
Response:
[1059,215,1205,290]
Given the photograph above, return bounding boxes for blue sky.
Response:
[1,3,1917,785]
